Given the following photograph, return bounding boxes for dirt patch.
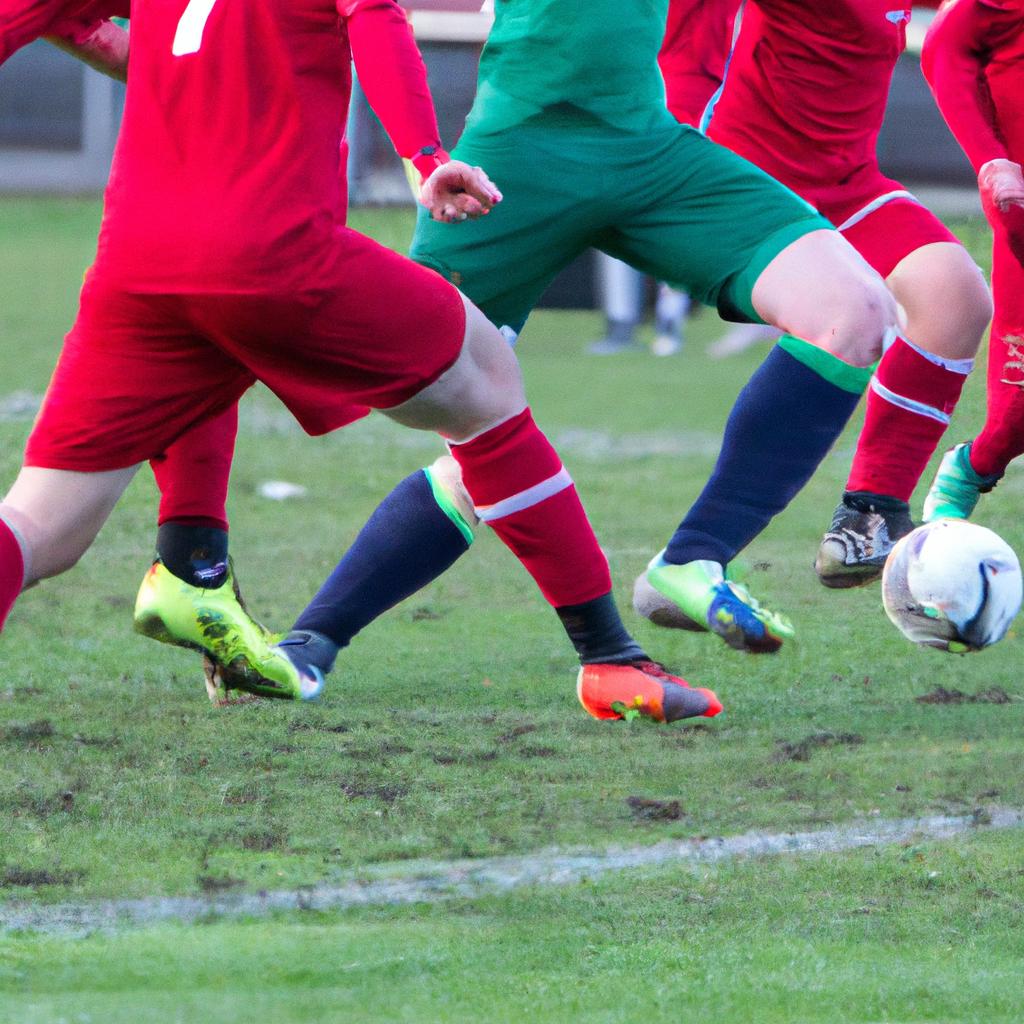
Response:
[410,606,443,621]
[72,733,119,748]
[773,732,864,763]
[517,746,558,759]
[240,829,288,852]
[288,719,350,734]
[432,750,498,766]
[626,796,685,822]
[496,724,538,743]
[2,719,55,743]
[1,867,81,888]
[223,784,263,807]
[0,686,44,701]
[340,781,408,803]
[916,686,1014,705]
[197,874,245,894]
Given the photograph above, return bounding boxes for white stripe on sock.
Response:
[870,378,951,425]
[475,468,573,523]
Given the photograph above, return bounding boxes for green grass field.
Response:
[1,199,1022,1022]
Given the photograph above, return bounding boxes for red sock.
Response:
[149,404,238,531]
[0,518,25,632]
[448,408,612,607]
[846,336,970,502]
[969,226,1024,478]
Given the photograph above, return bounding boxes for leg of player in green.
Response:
[218,121,900,701]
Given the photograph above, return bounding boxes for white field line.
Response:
[2,809,1021,936]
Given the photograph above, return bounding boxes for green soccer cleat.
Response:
[133,561,323,701]
[923,443,1002,523]
[633,554,794,653]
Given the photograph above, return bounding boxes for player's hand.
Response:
[979,159,1024,214]
[419,161,502,223]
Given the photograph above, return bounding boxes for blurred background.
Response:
[0,2,979,312]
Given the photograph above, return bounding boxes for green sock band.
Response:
[424,466,475,546]
[778,334,874,395]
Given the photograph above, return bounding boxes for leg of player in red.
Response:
[814,200,992,586]
[135,403,277,680]
[918,0,1024,521]
[926,197,1024,519]
[0,258,719,724]
[208,295,720,722]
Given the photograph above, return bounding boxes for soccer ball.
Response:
[881,520,1022,653]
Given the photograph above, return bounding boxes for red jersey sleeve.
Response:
[1,0,74,61]
[338,0,448,180]
[922,0,1021,170]
[1,1,127,64]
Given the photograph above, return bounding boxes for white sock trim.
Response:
[898,335,975,375]
[869,378,951,425]
[475,467,573,523]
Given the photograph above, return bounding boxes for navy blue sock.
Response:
[664,339,870,566]
[292,469,472,655]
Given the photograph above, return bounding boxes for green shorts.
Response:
[410,115,830,336]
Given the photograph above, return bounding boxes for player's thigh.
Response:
[204,231,469,435]
[384,294,526,440]
[25,281,253,473]
[603,127,828,322]
[410,130,591,336]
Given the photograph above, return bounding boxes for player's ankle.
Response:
[557,592,646,664]
[155,522,229,588]
[278,629,340,676]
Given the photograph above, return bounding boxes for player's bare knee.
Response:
[812,279,898,367]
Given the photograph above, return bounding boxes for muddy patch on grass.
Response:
[239,828,289,852]
[432,749,498,766]
[916,686,1015,705]
[197,874,245,894]
[340,781,408,803]
[496,724,538,743]
[289,719,350,734]
[2,719,55,743]
[626,796,685,822]
[1,867,82,888]
[773,732,864,763]
[517,746,558,759]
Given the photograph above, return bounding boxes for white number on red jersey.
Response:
[173,0,220,56]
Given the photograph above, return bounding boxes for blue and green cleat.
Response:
[133,561,323,701]
[633,554,794,653]
[923,442,1002,523]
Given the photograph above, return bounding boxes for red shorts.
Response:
[25,229,465,472]
[828,192,961,280]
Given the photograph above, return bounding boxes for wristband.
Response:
[410,145,451,182]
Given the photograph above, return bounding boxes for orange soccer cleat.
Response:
[576,660,722,723]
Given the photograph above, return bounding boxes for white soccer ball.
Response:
[881,520,1022,652]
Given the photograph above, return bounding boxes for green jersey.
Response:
[465,0,676,136]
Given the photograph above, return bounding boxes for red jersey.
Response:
[0,0,126,62]
[922,0,1024,170]
[702,0,911,213]
[658,0,741,126]
[95,0,443,293]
